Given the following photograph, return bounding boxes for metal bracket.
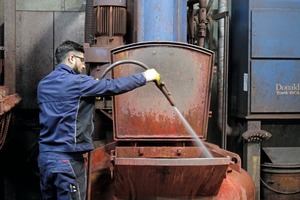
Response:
[242,129,272,143]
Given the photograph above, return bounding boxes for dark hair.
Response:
[55,40,85,64]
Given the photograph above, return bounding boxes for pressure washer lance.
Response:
[155,81,176,106]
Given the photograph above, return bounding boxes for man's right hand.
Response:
[142,69,161,84]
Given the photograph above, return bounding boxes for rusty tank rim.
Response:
[114,157,230,166]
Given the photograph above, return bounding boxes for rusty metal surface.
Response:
[0,86,21,115]
[114,165,227,198]
[261,163,300,200]
[87,142,117,200]
[210,167,256,200]
[0,93,21,115]
[114,145,234,159]
[94,6,126,38]
[115,146,210,159]
[89,141,116,173]
[115,157,230,166]
[85,1,126,67]
[87,143,255,200]
[113,146,230,198]
[111,41,214,141]
[0,86,21,150]
[212,134,256,200]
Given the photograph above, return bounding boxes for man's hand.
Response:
[142,69,161,84]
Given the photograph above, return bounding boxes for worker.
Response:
[37,40,160,200]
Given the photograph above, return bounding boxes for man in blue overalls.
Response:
[37,40,160,200]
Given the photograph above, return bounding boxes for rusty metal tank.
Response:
[111,41,213,140]
[107,41,255,199]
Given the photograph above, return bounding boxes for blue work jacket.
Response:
[37,64,146,153]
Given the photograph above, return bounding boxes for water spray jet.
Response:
[100,59,213,158]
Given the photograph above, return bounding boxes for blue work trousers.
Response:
[38,152,87,200]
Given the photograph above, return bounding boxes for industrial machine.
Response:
[85,0,255,199]
[231,0,300,199]
[1,0,300,200]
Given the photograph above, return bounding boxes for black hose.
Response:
[100,59,176,107]
[100,60,150,79]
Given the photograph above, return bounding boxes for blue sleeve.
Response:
[78,73,147,97]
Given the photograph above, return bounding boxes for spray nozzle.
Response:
[155,81,176,107]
